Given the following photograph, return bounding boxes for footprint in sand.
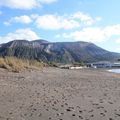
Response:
[79,115,83,119]
[72,114,76,116]
[66,108,71,112]
[100,113,105,116]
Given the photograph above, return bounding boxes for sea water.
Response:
[108,69,120,73]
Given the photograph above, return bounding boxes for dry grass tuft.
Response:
[0,57,45,72]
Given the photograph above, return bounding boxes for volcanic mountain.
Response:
[0,40,119,63]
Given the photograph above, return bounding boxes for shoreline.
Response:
[107,68,120,74]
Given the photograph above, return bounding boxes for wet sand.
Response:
[0,67,120,120]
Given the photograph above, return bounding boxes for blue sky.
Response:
[0,0,120,52]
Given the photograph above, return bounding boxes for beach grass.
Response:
[0,57,45,72]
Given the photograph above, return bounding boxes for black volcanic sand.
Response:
[0,67,120,120]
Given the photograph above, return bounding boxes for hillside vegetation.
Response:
[0,57,45,72]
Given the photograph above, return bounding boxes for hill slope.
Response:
[0,40,119,63]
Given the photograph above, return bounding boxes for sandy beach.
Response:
[0,67,120,120]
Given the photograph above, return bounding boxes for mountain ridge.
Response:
[0,39,119,63]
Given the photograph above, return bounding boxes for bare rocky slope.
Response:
[0,39,119,63]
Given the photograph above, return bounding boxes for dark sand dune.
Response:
[0,67,120,120]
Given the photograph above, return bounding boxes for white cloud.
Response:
[38,0,57,4]
[72,12,94,26]
[115,48,120,52]
[116,39,120,43]
[4,15,32,25]
[63,27,106,42]
[62,24,120,43]
[3,11,100,30]
[0,0,38,10]
[71,12,101,26]
[0,0,57,10]
[35,12,100,30]
[36,14,80,30]
[0,28,40,43]
[104,24,120,37]
[30,14,39,19]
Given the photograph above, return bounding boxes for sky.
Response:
[0,0,120,52]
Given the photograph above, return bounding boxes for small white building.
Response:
[112,62,120,68]
[69,66,84,69]
[58,64,85,69]
[87,61,120,68]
